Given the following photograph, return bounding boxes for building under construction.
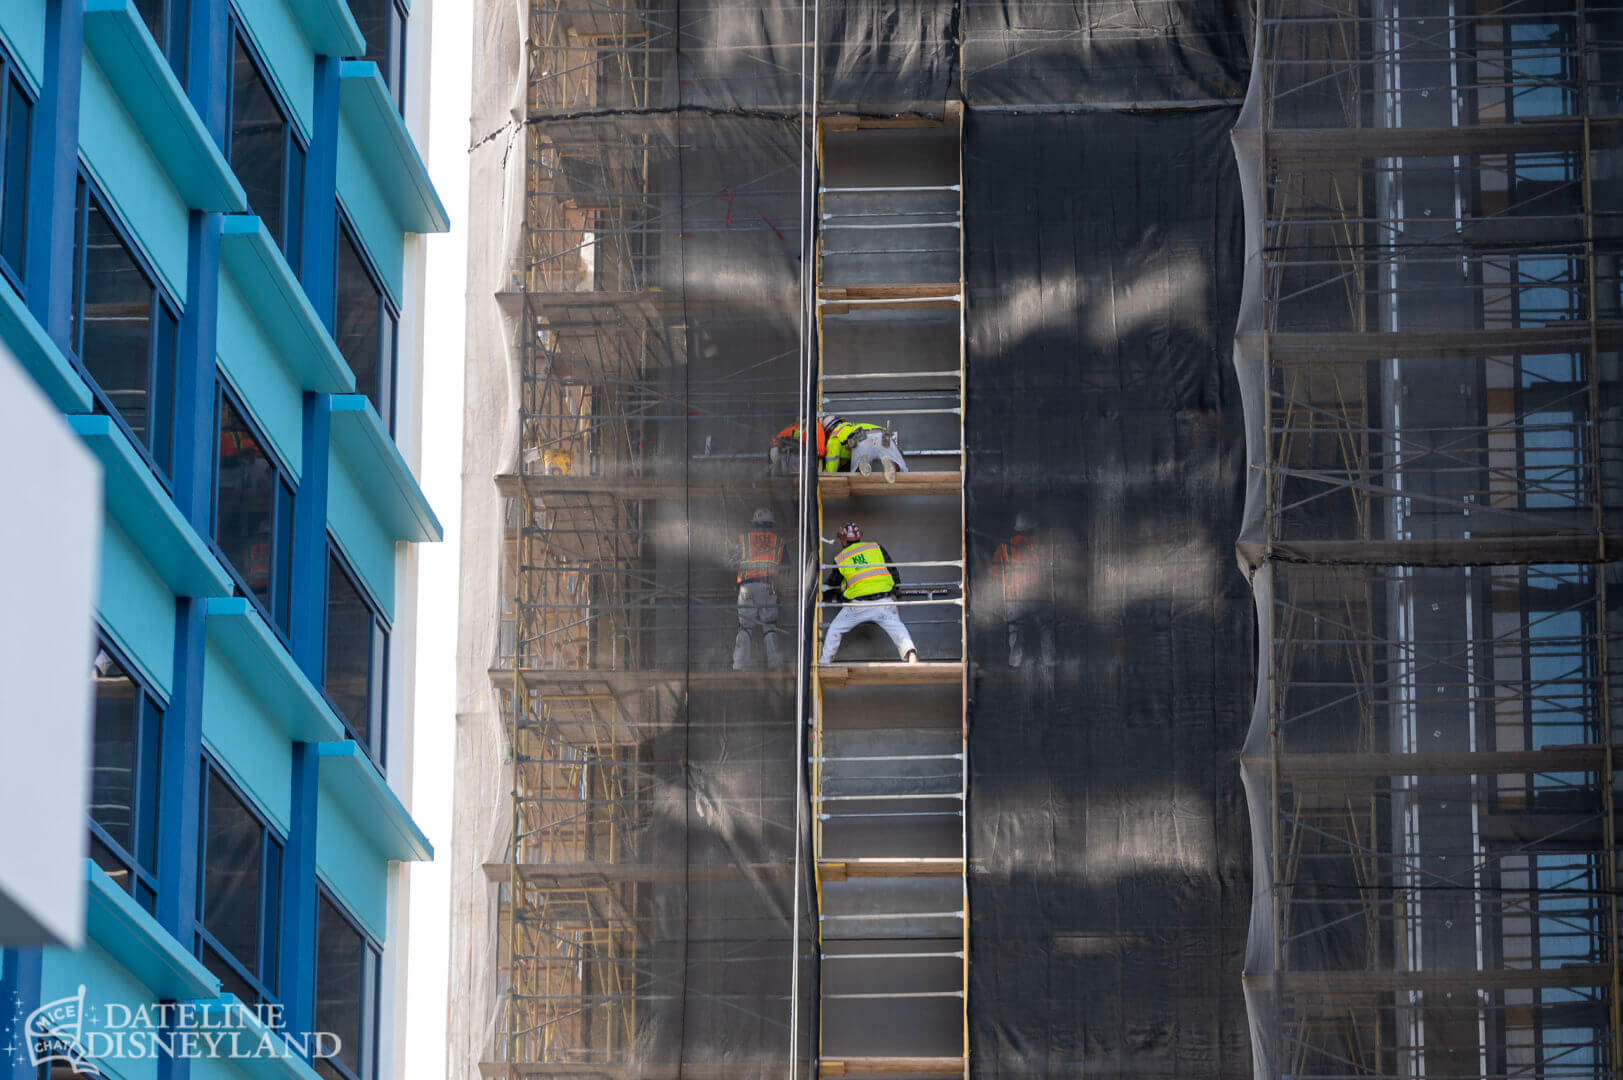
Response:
[449,2,1623,1080]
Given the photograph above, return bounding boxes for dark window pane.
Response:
[79,190,160,456]
[201,771,263,977]
[378,307,396,432]
[89,833,132,894]
[325,553,374,744]
[315,896,365,1076]
[274,480,295,629]
[135,698,162,873]
[286,142,306,275]
[261,839,282,995]
[151,305,177,475]
[201,941,258,1006]
[230,39,288,247]
[348,0,389,70]
[215,395,277,615]
[89,648,138,852]
[133,0,166,50]
[1,78,31,277]
[334,225,382,415]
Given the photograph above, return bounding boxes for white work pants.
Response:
[820,598,916,663]
[849,430,908,479]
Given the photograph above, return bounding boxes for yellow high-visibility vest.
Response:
[835,542,894,599]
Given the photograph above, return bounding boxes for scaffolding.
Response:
[482,5,815,1078]
[1237,0,1623,1074]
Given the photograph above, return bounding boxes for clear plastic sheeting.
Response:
[963,108,1255,1080]
[1233,0,1623,1074]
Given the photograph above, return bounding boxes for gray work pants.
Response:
[849,430,908,480]
[734,580,784,669]
[1006,598,1054,669]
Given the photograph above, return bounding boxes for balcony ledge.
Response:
[315,741,432,862]
[0,279,91,412]
[220,216,355,394]
[337,61,449,234]
[83,0,247,213]
[286,0,366,57]
[68,415,233,598]
[204,597,347,744]
[328,395,442,543]
[85,860,221,1001]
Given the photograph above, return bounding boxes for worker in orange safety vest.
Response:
[729,508,787,669]
[768,418,828,476]
[993,511,1053,669]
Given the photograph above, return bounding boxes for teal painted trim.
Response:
[82,0,247,213]
[215,283,306,481]
[328,395,441,542]
[313,822,385,942]
[315,741,432,862]
[177,995,325,1080]
[336,61,448,235]
[203,597,346,743]
[98,521,176,699]
[0,1,45,92]
[219,216,354,393]
[84,860,220,1001]
[68,415,234,597]
[0,273,92,411]
[285,0,364,59]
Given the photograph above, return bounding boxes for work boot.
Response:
[904,649,919,663]
[883,458,898,484]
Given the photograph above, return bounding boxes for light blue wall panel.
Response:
[98,520,176,700]
[41,945,164,1080]
[79,54,189,301]
[314,792,388,941]
[0,0,45,90]
[200,646,294,833]
[217,273,305,479]
[234,0,315,140]
[326,449,396,621]
[336,115,405,304]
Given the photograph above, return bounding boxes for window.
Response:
[313,891,381,1080]
[325,546,387,764]
[197,763,283,1006]
[133,0,189,80]
[334,217,396,429]
[348,0,407,112]
[0,48,32,287]
[228,32,305,272]
[213,385,296,635]
[87,641,163,915]
[70,178,179,476]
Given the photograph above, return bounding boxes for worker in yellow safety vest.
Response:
[819,521,918,664]
[729,508,787,669]
[823,417,909,481]
[993,511,1053,669]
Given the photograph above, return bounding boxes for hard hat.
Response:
[1014,512,1037,532]
[752,508,773,528]
[838,522,862,544]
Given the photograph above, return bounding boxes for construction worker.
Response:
[769,418,828,476]
[730,508,787,669]
[824,417,908,481]
[993,512,1053,669]
[820,522,918,664]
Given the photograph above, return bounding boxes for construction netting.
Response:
[451,0,1623,1077]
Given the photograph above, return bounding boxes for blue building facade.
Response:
[0,0,446,1077]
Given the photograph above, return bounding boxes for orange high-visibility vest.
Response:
[737,530,784,584]
[835,542,894,599]
[775,421,827,457]
[994,533,1040,600]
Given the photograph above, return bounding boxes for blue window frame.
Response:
[134,0,190,82]
[0,46,33,291]
[313,889,381,1080]
[196,759,284,1007]
[334,213,397,431]
[228,28,306,274]
[70,175,181,479]
[88,637,164,917]
[212,382,297,636]
[348,0,408,112]
[324,543,388,767]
